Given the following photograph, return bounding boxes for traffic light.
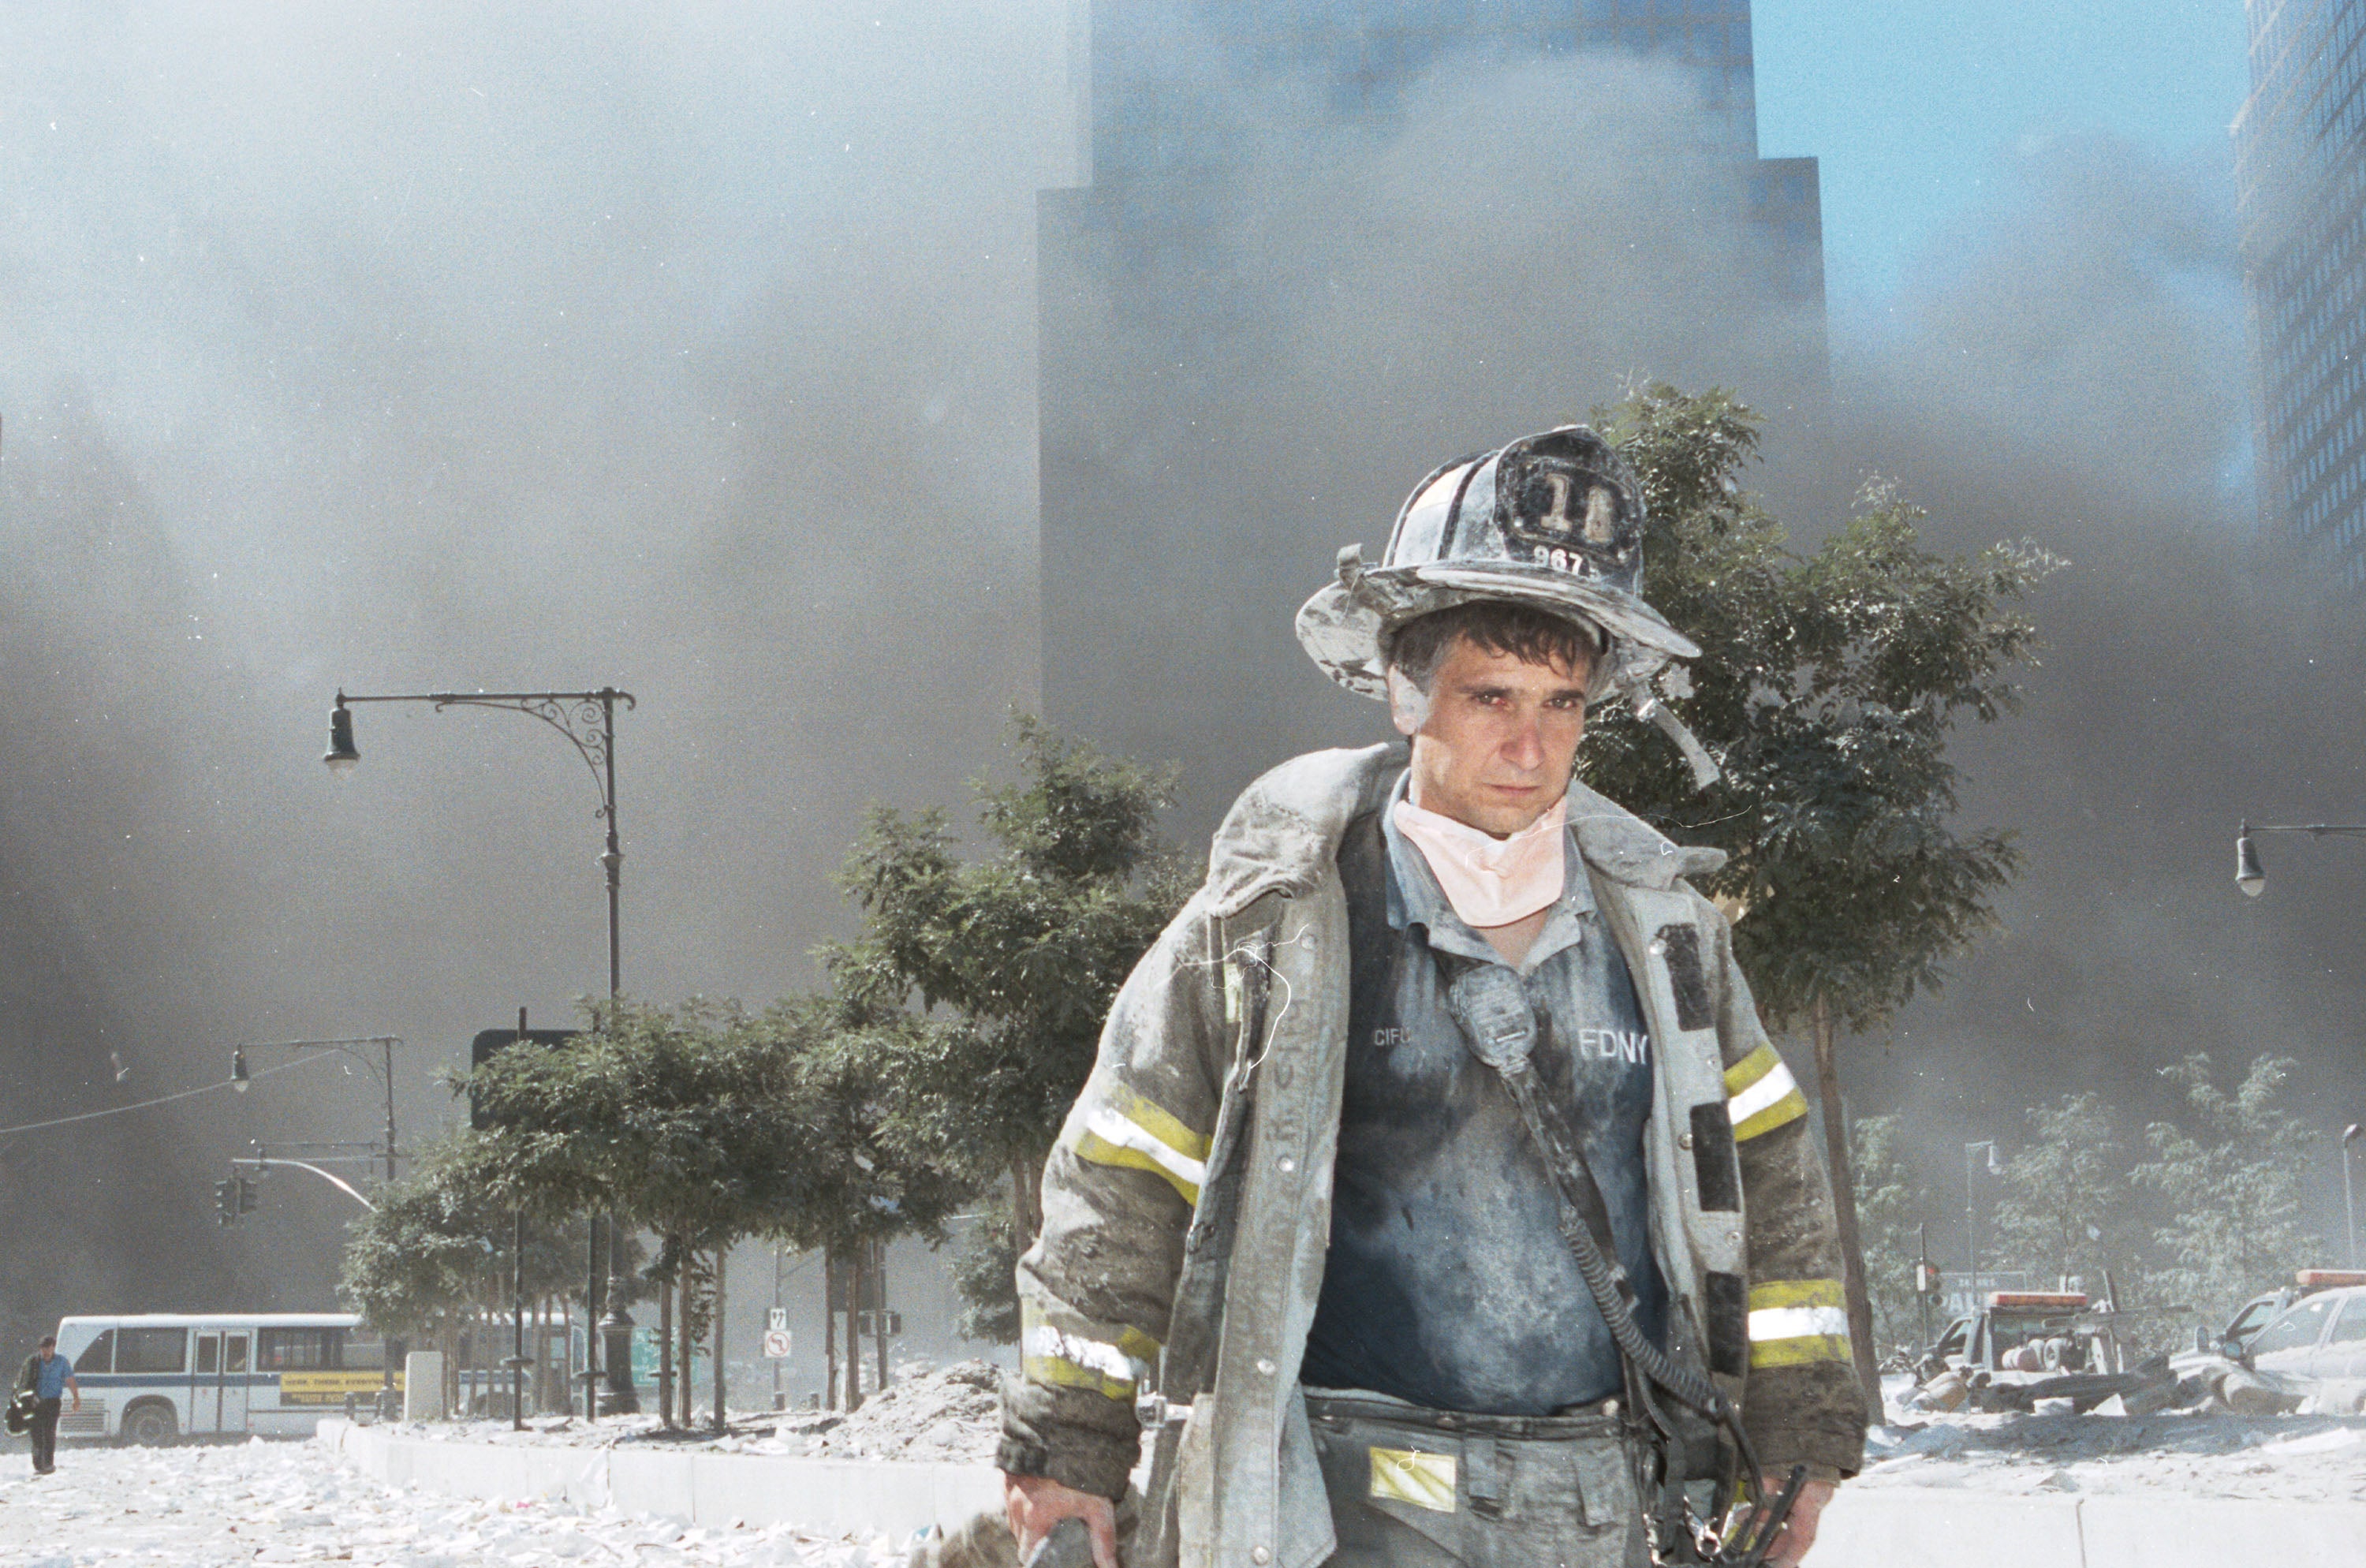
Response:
[236,1177,259,1215]
[214,1179,237,1226]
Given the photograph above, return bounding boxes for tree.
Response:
[1584,385,2058,1406]
[460,999,819,1426]
[341,1134,514,1346]
[1991,1093,2140,1301]
[1848,1114,1926,1357]
[2133,1053,2323,1323]
[761,988,971,1408]
[341,1131,633,1415]
[832,715,1189,1333]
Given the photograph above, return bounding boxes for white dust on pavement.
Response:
[0,1438,917,1568]
[1855,1411,2366,1502]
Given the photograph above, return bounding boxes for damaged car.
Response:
[1906,1290,2183,1415]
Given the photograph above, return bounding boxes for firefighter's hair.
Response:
[1385,600,1603,694]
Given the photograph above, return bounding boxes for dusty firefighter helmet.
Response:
[1295,424,1721,786]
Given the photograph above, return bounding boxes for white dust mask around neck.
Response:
[1391,792,1568,928]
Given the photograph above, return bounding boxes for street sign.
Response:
[767,1307,789,1334]
[763,1330,793,1361]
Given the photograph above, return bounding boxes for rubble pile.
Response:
[1855,1410,2366,1503]
[776,1361,1004,1464]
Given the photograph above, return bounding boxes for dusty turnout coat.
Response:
[1002,744,1865,1568]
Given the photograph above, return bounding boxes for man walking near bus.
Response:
[16,1334,81,1476]
[996,426,1864,1568]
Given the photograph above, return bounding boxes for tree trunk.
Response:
[873,1243,890,1394]
[1011,1156,1044,1249]
[657,1248,676,1429]
[1810,994,1883,1422]
[843,1249,865,1412]
[678,1264,696,1428]
[711,1246,728,1434]
[823,1242,839,1412]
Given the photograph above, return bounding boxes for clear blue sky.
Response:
[1753,1,2253,301]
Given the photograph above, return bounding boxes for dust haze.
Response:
[0,2,1069,1335]
[0,7,2355,1338]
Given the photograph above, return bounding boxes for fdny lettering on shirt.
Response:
[1574,1027,1650,1065]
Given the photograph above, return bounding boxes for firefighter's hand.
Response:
[1746,1475,1833,1568]
[1003,1473,1118,1568]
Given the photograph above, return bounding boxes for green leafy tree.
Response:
[949,1197,1024,1345]
[341,1134,512,1345]
[763,988,972,1406]
[1584,385,2058,1404]
[1848,1114,1927,1356]
[1991,1093,2141,1300]
[342,1131,632,1419]
[833,715,1189,1334]
[2133,1054,2323,1323]
[459,999,820,1425]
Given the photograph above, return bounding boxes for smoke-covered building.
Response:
[1039,2,1829,807]
[2237,0,2366,595]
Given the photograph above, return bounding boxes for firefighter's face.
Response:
[1396,635,1588,836]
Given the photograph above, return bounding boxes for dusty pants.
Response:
[1306,1392,1650,1568]
[29,1397,60,1472]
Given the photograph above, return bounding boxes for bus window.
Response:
[258,1327,334,1370]
[73,1331,114,1375]
[224,1335,249,1373]
[343,1332,386,1372]
[116,1327,188,1375]
[197,1335,220,1376]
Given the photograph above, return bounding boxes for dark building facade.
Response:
[1040,2,1829,816]
[2237,0,2366,595]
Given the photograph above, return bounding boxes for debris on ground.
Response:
[1854,1409,2366,1503]
[2,1437,920,1566]
[774,1361,1002,1464]
[361,1359,1013,1464]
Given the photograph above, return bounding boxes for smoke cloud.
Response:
[0,1,1071,1331]
[2,6,2355,1339]
[1834,133,2366,1252]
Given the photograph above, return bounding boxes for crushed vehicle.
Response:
[2174,1271,2366,1414]
[1906,1290,2185,1415]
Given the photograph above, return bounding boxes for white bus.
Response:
[51,1313,401,1445]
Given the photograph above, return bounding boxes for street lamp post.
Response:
[323,686,641,1416]
[1965,1140,2001,1311]
[2343,1125,2362,1270]
[231,1036,405,1186]
[2233,819,2366,896]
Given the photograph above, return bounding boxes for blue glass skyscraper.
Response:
[2238,0,2366,595]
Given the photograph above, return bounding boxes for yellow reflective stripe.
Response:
[1072,1087,1211,1204]
[1748,1333,1853,1370]
[1748,1279,1847,1312]
[1746,1279,1852,1368]
[1369,1447,1457,1513]
[1020,1308,1162,1402]
[1723,1043,1783,1096]
[1725,1044,1808,1142]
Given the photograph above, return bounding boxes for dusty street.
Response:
[0,1439,912,1568]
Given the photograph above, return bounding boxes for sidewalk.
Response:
[316,1421,2366,1565]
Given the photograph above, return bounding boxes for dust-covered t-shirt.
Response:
[1299,786,1665,1415]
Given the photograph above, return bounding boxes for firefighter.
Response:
[993,427,1864,1568]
